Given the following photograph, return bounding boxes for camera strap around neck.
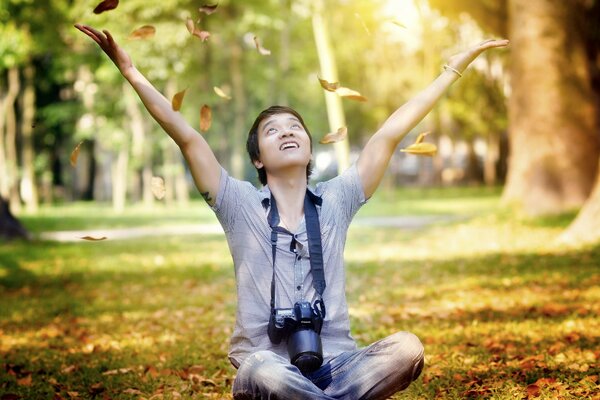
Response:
[266,189,326,311]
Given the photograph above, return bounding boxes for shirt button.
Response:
[296,285,301,290]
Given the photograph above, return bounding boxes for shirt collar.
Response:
[260,184,322,210]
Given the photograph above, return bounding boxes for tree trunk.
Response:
[560,160,600,244]
[0,76,8,199]
[230,38,247,180]
[5,67,21,213]
[502,0,600,215]
[484,133,500,186]
[0,196,29,241]
[20,63,39,213]
[111,135,129,213]
[312,0,350,174]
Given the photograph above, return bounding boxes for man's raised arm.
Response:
[356,39,509,199]
[75,24,221,205]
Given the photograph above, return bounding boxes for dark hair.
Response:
[246,105,314,186]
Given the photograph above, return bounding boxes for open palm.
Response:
[75,24,133,74]
[447,39,510,73]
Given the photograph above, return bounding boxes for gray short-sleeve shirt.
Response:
[212,164,367,368]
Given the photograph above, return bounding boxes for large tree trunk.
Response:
[5,67,21,213]
[502,0,599,215]
[0,196,29,241]
[230,38,247,180]
[20,63,39,213]
[0,76,8,199]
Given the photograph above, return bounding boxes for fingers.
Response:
[479,39,510,49]
[104,30,117,48]
[75,24,103,46]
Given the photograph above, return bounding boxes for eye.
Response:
[291,123,301,129]
[266,127,277,135]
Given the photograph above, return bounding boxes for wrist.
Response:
[442,64,462,78]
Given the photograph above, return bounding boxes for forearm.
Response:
[122,66,196,147]
[377,69,459,145]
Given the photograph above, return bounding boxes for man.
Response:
[75,23,508,399]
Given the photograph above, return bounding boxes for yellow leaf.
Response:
[200,105,212,132]
[128,25,155,40]
[171,88,187,111]
[151,177,166,200]
[319,126,347,144]
[400,142,438,156]
[17,374,32,386]
[70,141,84,167]
[80,236,107,241]
[317,77,340,92]
[335,86,367,102]
[213,86,231,100]
[253,36,271,55]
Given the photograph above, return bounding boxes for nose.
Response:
[280,129,294,138]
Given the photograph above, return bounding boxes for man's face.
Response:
[254,113,312,176]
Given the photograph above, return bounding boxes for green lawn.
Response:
[1,187,599,399]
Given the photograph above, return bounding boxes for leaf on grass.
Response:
[213,86,231,100]
[400,142,438,157]
[129,25,155,40]
[253,36,271,55]
[186,18,195,35]
[93,0,118,14]
[151,177,166,200]
[61,365,77,374]
[200,105,212,132]
[89,383,104,395]
[70,141,84,167]
[192,29,211,42]
[199,3,219,15]
[318,77,340,92]
[16,375,32,386]
[102,367,134,375]
[80,236,107,241]
[122,389,143,395]
[526,384,541,397]
[354,13,371,35]
[319,126,347,144]
[66,392,79,399]
[171,88,187,111]
[335,87,367,102]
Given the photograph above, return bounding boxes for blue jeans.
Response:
[232,331,424,400]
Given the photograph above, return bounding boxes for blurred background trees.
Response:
[1,0,599,242]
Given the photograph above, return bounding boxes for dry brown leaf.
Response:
[200,105,212,132]
[89,383,104,395]
[16,375,32,386]
[185,18,195,35]
[199,4,219,15]
[151,177,166,200]
[66,392,79,399]
[213,86,231,100]
[102,367,134,375]
[61,365,77,374]
[128,25,156,40]
[80,236,107,241]
[70,141,84,167]
[526,384,541,398]
[317,77,340,92]
[415,131,430,144]
[93,0,118,14]
[400,142,438,157]
[253,36,271,55]
[192,29,211,42]
[319,126,347,144]
[171,88,187,111]
[335,87,367,102]
[122,389,143,395]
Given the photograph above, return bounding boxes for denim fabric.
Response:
[232,331,424,400]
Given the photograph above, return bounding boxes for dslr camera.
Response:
[268,300,325,373]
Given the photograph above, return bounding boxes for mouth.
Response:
[279,141,300,151]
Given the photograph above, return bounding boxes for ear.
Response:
[253,159,264,169]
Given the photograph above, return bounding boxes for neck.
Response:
[267,172,307,232]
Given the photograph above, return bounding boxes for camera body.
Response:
[268,300,325,373]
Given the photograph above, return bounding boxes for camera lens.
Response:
[287,329,323,373]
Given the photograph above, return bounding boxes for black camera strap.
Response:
[267,189,326,313]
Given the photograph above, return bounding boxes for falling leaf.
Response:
[319,126,347,144]
[415,131,430,144]
[70,141,84,167]
[128,25,155,40]
[213,86,231,100]
[16,375,32,386]
[192,29,211,42]
[186,18,195,35]
[171,88,187,111]
[80,236,107,241]
[199,3,219,15]
[400,142,438,156]
[354,13,371,35]
[253,36,271,55]
[335,87,367,102]
[200,105,212,132]
[151,177,166,200]
[389,20,407,29]
[318,77,340,92]
[93,0,118,14]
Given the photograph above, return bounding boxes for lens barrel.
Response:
[287,329,323,373]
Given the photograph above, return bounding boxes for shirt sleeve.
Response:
[316,163,367,227]
[211,167,245,233]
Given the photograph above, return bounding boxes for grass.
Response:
[1,186,599,399]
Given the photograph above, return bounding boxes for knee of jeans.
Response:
[239,351,282,384]
[390,331,425,365]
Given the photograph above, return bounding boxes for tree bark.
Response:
[230,38,247,180]
[0,75,8,199]
[502,0,599,215]
[20,62,39,213]
[5,67,21,213]
[0,196,29,241]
